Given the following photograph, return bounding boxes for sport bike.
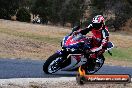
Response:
[43,28,114,74]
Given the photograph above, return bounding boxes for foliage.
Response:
[0,0,33,19]
[16,8,31,22]
[0,0,20,19]
[114,0,132,30]
[48,0,65,24]
[89,0,132,31]
[31,0,86,26]
[65,0,86,27]
[0,0,132,29]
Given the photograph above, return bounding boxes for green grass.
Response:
[104,48,132,61]
[0,28,62,45]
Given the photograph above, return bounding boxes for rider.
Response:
[74,15,109,70]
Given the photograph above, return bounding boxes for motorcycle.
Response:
[43,27,114,74]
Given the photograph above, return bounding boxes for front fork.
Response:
[56,49,69,57]
[56,49,70,68]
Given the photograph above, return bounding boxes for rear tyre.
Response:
[85,55,105,74]
[43,53,62,74]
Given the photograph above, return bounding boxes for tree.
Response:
[114,0,132,30]
[88,0,105,20]
[48,0,65,25]
[16,8,31,22]
[0,0,20,19]
[61,0,86,27]
[31,0,50,19]
[89,0,132,31]
[0,0,32,20]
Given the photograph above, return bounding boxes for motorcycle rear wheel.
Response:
[85,55,105,74]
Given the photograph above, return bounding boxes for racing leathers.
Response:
[79,24,109,59]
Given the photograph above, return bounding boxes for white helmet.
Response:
[92,15,105,29]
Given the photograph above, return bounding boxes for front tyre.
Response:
[43,53,62,74]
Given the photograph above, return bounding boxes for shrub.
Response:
[16,8,31,22]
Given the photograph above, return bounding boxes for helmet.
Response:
[92,15,105,29]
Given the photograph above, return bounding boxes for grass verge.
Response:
[0,28,62,45]
[104,48,132,61]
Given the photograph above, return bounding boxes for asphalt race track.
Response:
[0,59,132,79]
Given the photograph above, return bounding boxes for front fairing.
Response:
[62,34,85,49]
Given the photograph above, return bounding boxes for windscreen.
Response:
[72,33,84,41]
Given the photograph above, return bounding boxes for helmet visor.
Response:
[92,23,102,29]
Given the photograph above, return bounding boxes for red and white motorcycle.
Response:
[43,28,114,74]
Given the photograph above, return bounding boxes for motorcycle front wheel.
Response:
[43,53,63,74]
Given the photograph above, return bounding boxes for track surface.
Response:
[0,59,132,79]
